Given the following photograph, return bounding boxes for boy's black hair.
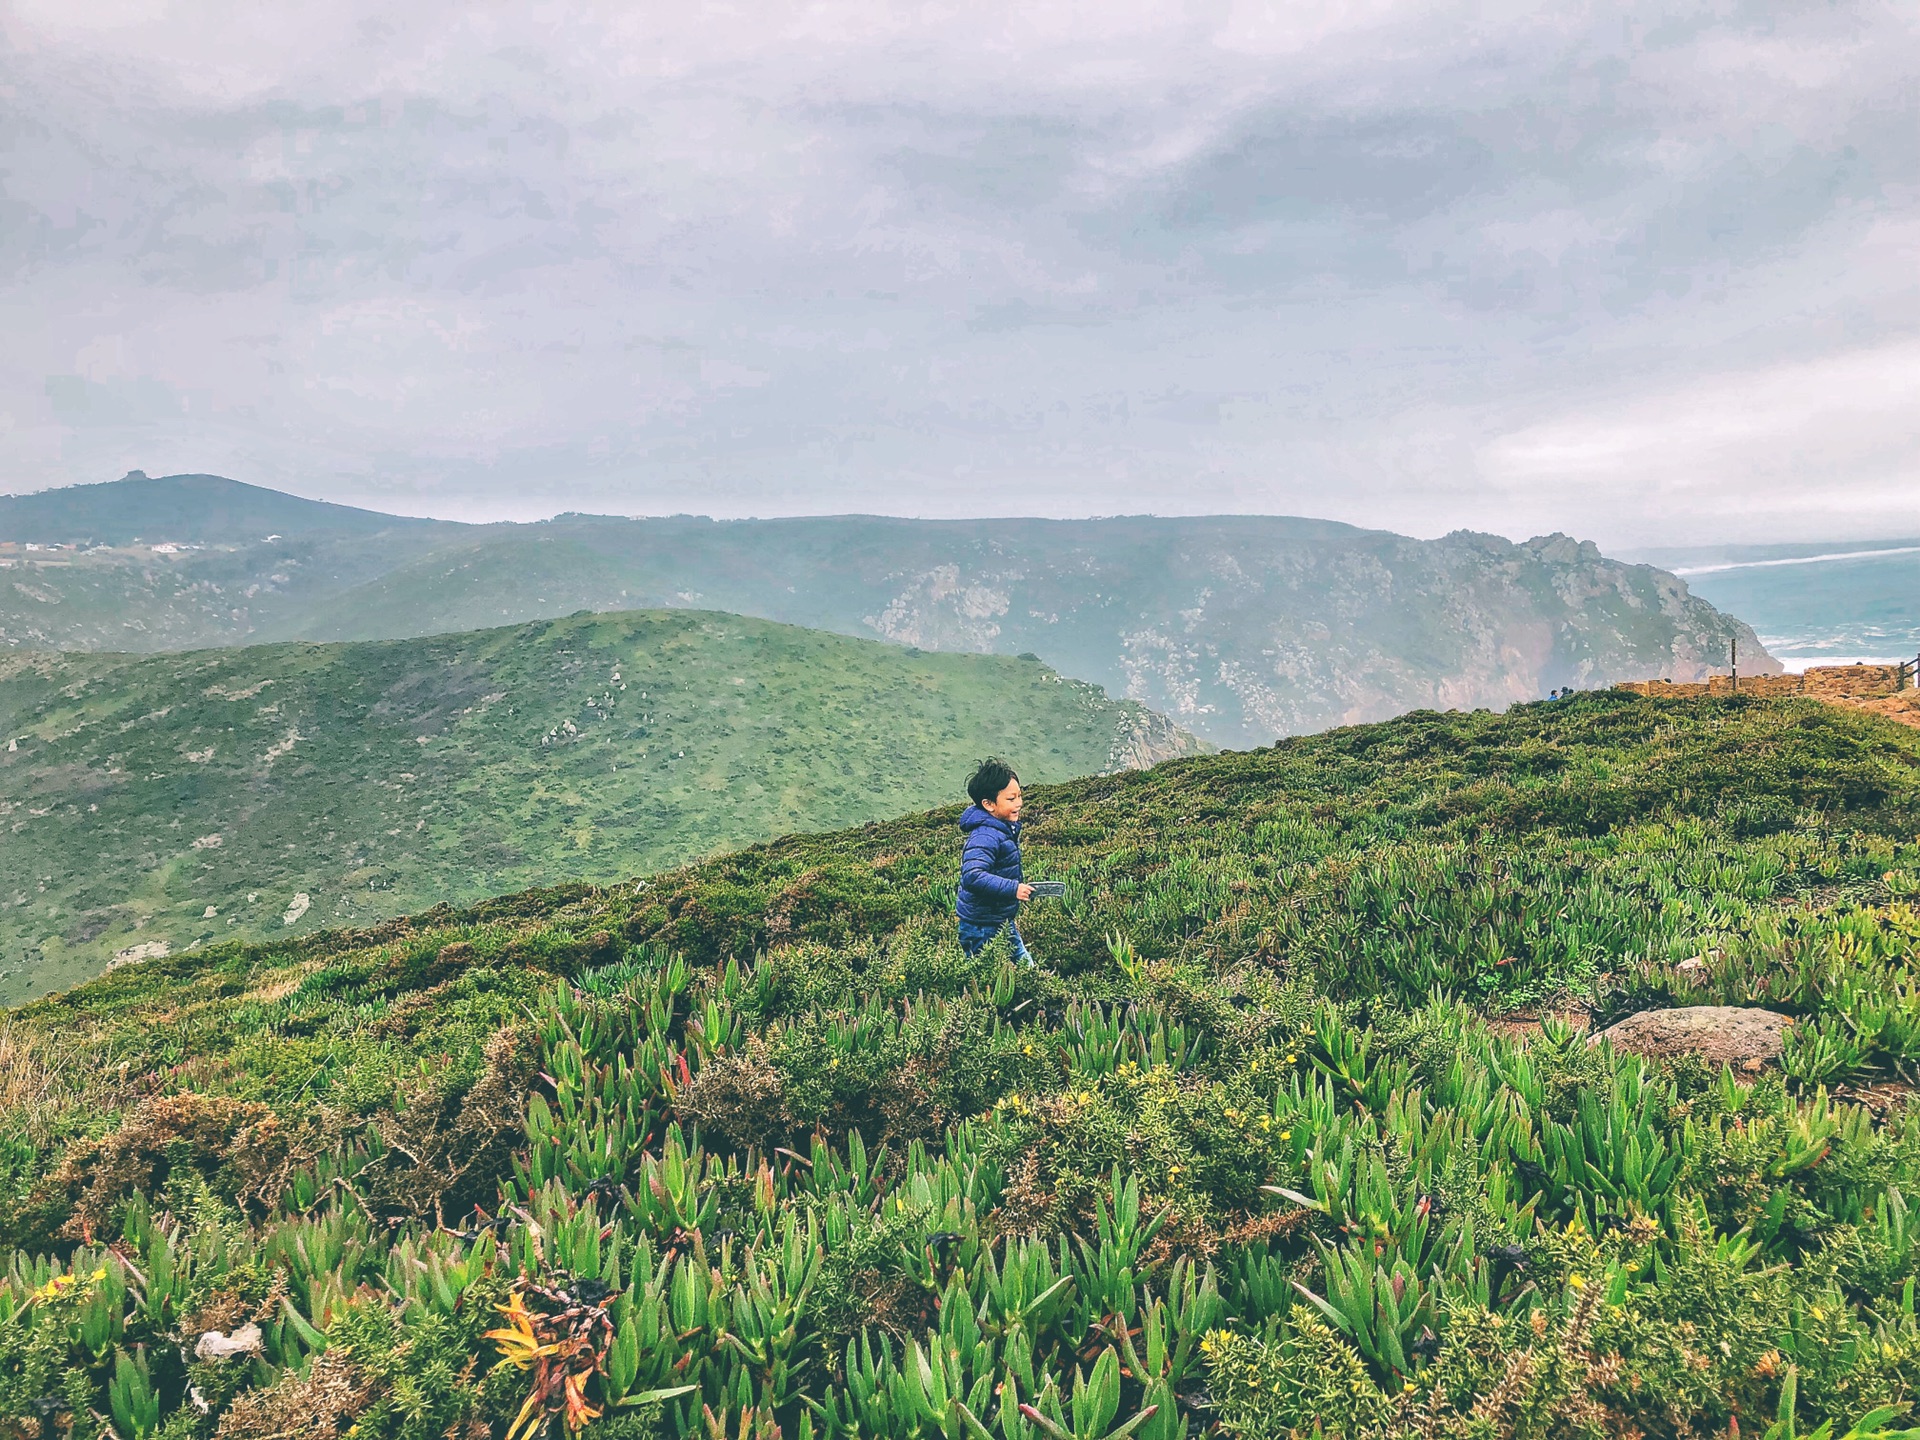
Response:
[967,757,1019,806]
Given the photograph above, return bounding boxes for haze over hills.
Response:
[299,515,1780,747]
[1,474,1776,745]
[0,608,1199,1002]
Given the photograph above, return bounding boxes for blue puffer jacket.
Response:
[957,805,1023,925]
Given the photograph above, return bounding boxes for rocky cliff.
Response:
[817,523,1775,747]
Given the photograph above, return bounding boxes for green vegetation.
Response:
[0,609,1196,1002]
[4,474,1772,745]
[7,694,1920,1434]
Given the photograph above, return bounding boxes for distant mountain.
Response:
[0,477,1776,745]
[290,516,1777,745]
[0,608,1200,1001]
[0,472,457,545]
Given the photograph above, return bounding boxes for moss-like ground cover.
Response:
[6,692,1920,1437]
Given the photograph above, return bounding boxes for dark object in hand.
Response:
[1027,881,1066,899]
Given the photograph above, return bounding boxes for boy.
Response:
[957,757,1034,964]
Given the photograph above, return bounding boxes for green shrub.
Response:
[7,698,1920,1436]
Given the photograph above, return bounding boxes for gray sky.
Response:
[2,1,1916,545]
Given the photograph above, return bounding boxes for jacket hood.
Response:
[959,804,1016,834]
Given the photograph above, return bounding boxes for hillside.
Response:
[0,474,456,651]
[0,471,456,546]
[0,528,456,652]
[295,518,1778,748]
[0,610,1199,1002]
[5,694,1920,1436]
[3,478,1775,745]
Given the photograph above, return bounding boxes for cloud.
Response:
[1482,338,1920,537]
[0,0,1915,541]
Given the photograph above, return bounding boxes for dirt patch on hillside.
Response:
[1834,1079,1916,1115]
[1617,666,1920,729]
[1487,1009,1591,1043]
[1824,691,1920,730]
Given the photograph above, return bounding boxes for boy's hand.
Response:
[1016,883,1034,901]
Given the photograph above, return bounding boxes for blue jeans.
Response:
[959,918,1031,964]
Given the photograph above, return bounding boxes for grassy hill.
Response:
[6,693,1920,1435]
[0,610,1198,1002]
[4,477,1776,745]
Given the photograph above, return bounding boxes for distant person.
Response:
[957,757,1034,964]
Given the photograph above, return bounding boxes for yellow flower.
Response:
[1279,1129,1292,1141]
[1169,1165,1183,1175]
[1285,1053,1297,1063]
[1568,1273,1585,1290]
[485,1293,559,1371]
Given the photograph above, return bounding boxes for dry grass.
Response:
[0,1019,71,1139]
[1830,691,1920,731]
[241,964,315,1005]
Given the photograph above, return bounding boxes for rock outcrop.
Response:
[1592,1006,1793,1069]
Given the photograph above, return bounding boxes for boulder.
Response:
[194,1322,263,1362]
[1591,1005,1793,1070]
